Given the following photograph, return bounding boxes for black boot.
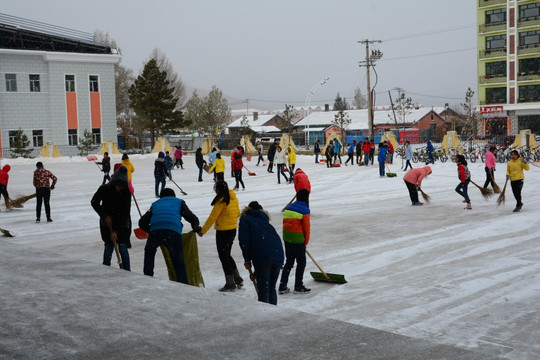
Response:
[233,269,244,289]
[219,275,236,292]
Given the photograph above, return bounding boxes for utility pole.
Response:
[358,39,382,140]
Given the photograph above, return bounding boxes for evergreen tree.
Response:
[77,129,98,156]
[460,87,478,137]
[129,59,188,148]
[10,128,32,158]
[352,87,367,109]
[333,92,349,111]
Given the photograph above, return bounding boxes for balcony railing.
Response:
[518,16,540,28]
[518,97,540,103]
[517,44,540,55]
[479,99,506,105]
[518,73,540,81]
[479,49,507,59]
[478,0,507,8]
[479,75,507,84]
[479,22,507,34]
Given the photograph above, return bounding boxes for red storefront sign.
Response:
[479,106,504,114]
[398,129,420,144]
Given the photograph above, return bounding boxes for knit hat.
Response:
[160,188,176,198]
[110,165,129,189]
[121,154,129,160]
[297,189,309,202]
[158,151,165,159]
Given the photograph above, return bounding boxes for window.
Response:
[519,30,540,48]
[519,3,540,20]
[33,130,43,147]
[65,75,75,92]
[486,61,506,77]
[29,74,40,92]
[519,57,540,75]
[485,87,506,104]
[486,8,506,25]
[519,85,540,102]
[92,128,101,144]
[5,74,17,92]
[89,75,99,92]
[68,129,78,146]
[8,130,18,147]
[486,35,506,53]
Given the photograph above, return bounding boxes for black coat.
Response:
[154,158,167,177]
[91,182,132,243]
[98,156,111,172]
[267,144,277,161]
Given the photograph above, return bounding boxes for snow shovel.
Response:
[0,227,13,237]
[306,249,347,284]
[111,234,123,269]
[243,165,256,176]
[131,194,148,240]
[168,177,188,196]
[385,163,397,177]
[248,267,258,294]
[86,155,98,161]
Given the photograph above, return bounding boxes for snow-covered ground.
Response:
[1,153,539,359]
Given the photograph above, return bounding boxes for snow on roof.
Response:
[295,107,446,130]
[250,125,281,133]
[302,127,325,132]
[228,114,279,128]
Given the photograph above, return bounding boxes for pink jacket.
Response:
[485,151,496,170]
[403,166,432,187]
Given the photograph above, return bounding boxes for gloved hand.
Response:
[50,185,55,190]
[417,187,421,192]
[521,158,527,164]
[506,175,510,181]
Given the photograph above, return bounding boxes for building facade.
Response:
[477,0,540,136]
[0,15,120,157]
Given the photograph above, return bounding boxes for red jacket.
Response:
[232,156,243,171]
[0,165,10,186]
[362,142,371,154]
[294,169,311,193]
[33,167,57,189]
[403,166,431,187]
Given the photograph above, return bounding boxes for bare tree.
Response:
[333,110,351,146]
[148,48,187,108]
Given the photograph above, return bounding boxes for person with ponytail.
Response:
[198,181,242,291]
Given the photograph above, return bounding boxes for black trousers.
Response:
[234,169,245,189]
[405,180,419,203]
[280,242,306,290]
[510,180,524,207]
[36,187,51,219]
[483,167,494,188]
[216,229,238,276]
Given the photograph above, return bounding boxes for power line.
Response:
[382,24,476,42]
[380,47,476,61]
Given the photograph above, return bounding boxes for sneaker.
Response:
[412,202,423,206]
[278,287,290,295]
[513,204,522,212]
[294,286,311,294]
[36,218,40,223]
[47,218,53,222]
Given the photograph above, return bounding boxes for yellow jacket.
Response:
[287,147,296,165]
[506,158,529,181]
[209,158,225,173]
[121,159,135,182]
[201,190,240,233]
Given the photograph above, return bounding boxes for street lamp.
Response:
[305,77,330,148]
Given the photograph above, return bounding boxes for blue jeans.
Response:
[428,151,434,164]
[280,242,306,290]
[455,180,470,203]
[364,153,370,166]
[315,152,319,163]
[404,160,413,171]
[277,163,288,183]
[379,162,385,176]
[254,262,281,305]
[144,229,188,284]
[103,242,131,271]
[155,175,166,197]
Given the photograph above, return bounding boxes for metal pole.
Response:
[366,41,372,140]
[305,77,330,149]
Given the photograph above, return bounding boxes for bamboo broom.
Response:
[8,193,37,209]
[496,179,509,207]
[419,188,431,203]
[489,170,501,193]
[471,180,494,199]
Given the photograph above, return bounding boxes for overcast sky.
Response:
[3,0,477,110]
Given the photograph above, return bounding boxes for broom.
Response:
[243,165,256,176]
[8,193,37,209]
[418,188,431,203]
[496,178,509,207]
[385,163,397,177]
[470,180,494,199]
[489,170,501,193]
